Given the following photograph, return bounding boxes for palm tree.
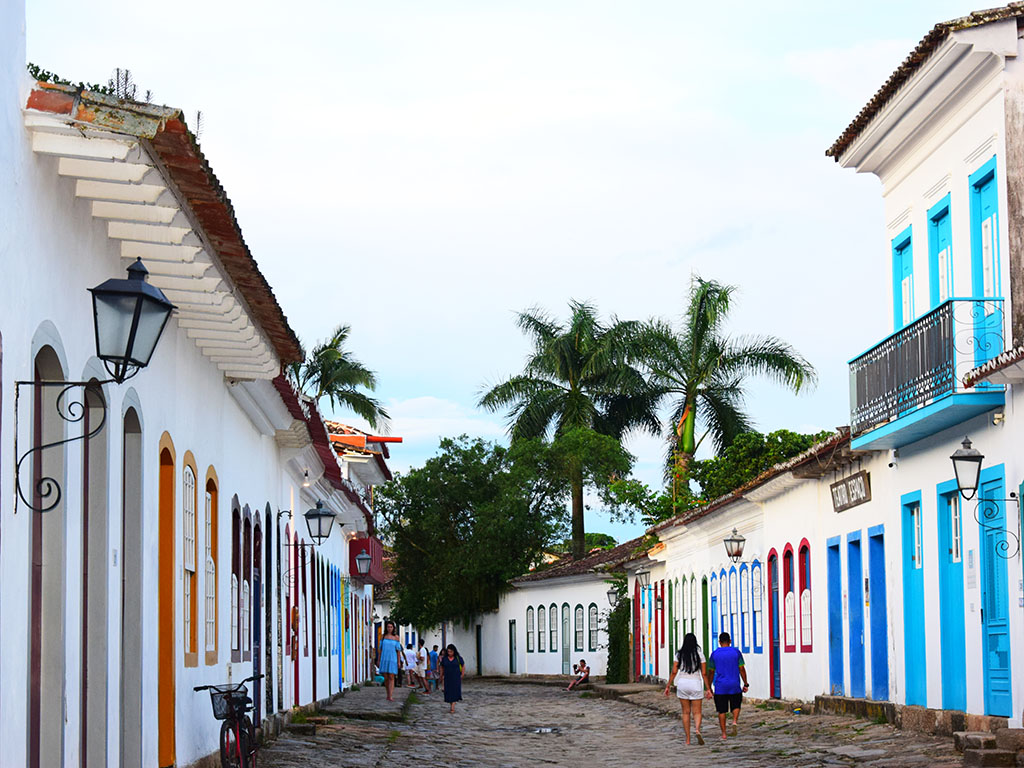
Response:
[290,324,390,431]
[479,302,660,559]
[648,276,816,488]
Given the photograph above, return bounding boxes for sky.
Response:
[27,0,978,543]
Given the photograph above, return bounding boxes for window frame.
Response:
[574,604,584,652]
[182,457,198,666]
[549,602,558,652]
[751,559,763,653]
[537,605,546,653]
[526,606,535,653]
[204,470,219,665]
[588,603,599,652]
[798,539,812,653]
[739,563,750,653]
[783,545,796,652]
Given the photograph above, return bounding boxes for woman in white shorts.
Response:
[663,632,707,745]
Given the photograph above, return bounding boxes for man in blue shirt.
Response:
[429,645,440,691]
[704,632,748,740]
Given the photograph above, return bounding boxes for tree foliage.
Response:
[603,574,631,684]
[479,301,659,559]
[689,429,833,501]
[375,435,571,628]
[645,276,817,484]
[289,324,390,430]
[559,532,617,553]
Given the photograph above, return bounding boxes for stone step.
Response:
[995,728,1024,753]
[284,722,316,736]
[955,731,998,753]
[963,748,1016,767]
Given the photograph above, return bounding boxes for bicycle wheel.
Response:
[242,714,257,767]
[220,719,250,768]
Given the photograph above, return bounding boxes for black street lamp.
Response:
[606,587,619,608]
[950,437,984,501]
[724,528,746,563]
[89,258,175,384]
[304,500,337,545]
[636,570,651,588]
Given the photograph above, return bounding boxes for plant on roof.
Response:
[479,301,660,560]
[645,275,816,498]
[289,324,390,431]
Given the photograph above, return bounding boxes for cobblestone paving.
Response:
[260,680,963,767]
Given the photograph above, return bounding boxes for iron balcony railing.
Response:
[849,298,1004,437]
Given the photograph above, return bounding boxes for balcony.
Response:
[850,298,1005,450]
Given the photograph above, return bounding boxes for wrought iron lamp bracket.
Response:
[973,493,1021,560]
[13,379,112,514]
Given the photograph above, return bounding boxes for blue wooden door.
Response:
[827,539,844,695]
[979,470,1012,716]
[769,555,781,698]
[901,494,926,705]
[847,534,866,699]
[868,528,889,701]
[937,484,966,711]
[929,196,953,309]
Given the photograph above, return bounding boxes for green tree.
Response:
[559,532,618,553]
[646,276,816,484]
[690,429,834,501]
[289,324,389,430]
[603,574,631,684]
[480,302,660,559]
[374,436,567,628]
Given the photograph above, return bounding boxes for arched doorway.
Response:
[157,438,176,767]
[29,345,67,768]
[120,407,143,768]
[81,382,109,768]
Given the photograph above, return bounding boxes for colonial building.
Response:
[0,5,391,766]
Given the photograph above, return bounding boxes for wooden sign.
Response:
[830,471,871,513]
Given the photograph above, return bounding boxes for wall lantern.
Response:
[655,595,664,611]
[606,587,619,608]
[724,528,746,563]
[635,570,651,588]
[355,549,372,576]
[950,437,984,501]
[304,500,337,545]
[89,257,175,384]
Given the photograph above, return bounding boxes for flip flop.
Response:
[696,732,705,745]
[729,724,738,737]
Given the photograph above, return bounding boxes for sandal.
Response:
[695,732,704,745]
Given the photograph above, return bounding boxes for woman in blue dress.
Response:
[377,620,403,702]
[438,643,464,713]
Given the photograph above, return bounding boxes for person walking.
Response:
[415,638,431,695]
[438,643,464,713]
[377,620,403,702]
[429,644,440,691]
[664,632,707,745]
[404,643,419,688]
[704,632,748,740]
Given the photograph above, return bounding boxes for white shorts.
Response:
[675,674,704,700]
[416,664,426,677]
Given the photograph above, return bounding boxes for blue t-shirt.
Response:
[429,650,439,671]
[707,646,745,694]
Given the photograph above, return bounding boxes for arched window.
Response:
[182,461,198,664]
[752,560,763,653]
[549,603,558,651]
[719,569,728,636]
[588,603,599,651]
[709,574,718,641]
[574,605,584,652]
[537,605,546,652]
[204,472,218,664]
[526,607,535,653]
[689,577,697,635]
[739,564,750,652]
[783,545,796,652]
[231,502,240,659]
[243,515,252,659]
[799,540,812,652]
[729,567,738,642]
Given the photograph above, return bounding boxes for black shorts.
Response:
[714,692,743,713]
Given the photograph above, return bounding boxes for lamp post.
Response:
[607,587,619,608]
[950,437,984,501]
[303,500,337,546]
[724,528,746,563]
[15,258,174,513]
[635,570,651,588]
[355,549,372,576]
[89,257,175,384]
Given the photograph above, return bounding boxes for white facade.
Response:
[0,8,388,766]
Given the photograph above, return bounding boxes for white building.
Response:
[0,5,392,766]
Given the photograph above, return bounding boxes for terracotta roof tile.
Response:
[511,536,650,584]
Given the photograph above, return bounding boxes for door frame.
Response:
[847,532,866,699]
[868,525,889,701]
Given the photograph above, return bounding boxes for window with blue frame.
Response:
[751,560,763,653]
[892,225,914,330]
[928,195,952,308]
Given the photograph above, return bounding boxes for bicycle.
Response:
[194,673,263,768]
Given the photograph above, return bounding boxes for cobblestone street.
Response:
[260,680,964,767]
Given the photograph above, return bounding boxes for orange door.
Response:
[158,447,176,766]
